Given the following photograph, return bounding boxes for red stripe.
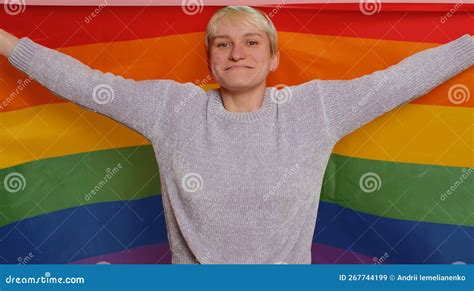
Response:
[280,3,474,12]
[1,4,472,49]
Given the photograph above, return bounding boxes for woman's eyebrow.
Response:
[214,33,263,40]
[214,35,230,40]
[243,33,263,38]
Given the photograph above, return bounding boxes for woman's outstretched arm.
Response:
[0,29,185,140]
[0,29,18,57]
[303,34,474,143]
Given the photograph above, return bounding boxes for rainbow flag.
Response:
[0,2,472,264]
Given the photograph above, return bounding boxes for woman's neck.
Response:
[218,83,267,112]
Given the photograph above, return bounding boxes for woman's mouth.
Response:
[226,65,252,71]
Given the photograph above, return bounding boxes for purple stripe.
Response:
[69,243,375,264]
[68,244,171,264]
[311,243,375,264]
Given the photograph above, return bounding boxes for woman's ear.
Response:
[270,50,280,72]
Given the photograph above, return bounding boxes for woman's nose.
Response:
[229,45,245,61]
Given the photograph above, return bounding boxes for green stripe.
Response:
[2,147,472,228]
[0,145,161,227]
[321,154,474,227]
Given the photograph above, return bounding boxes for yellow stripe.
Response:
[0,98,472,170]
[0,103,149,169]
[333,104,473,168]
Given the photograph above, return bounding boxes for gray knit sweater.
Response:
[8,35,474,264]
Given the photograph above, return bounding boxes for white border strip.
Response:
[0,0,472,7]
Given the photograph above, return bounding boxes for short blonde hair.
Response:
[205,6,279,56]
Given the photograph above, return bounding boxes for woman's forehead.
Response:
[214,17,264,37]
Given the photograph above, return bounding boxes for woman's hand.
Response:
[0,29,19,58]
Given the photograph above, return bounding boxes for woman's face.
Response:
[208,18,279,92]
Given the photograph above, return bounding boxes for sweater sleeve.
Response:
[311,34,474,143]
[8,37,184,140]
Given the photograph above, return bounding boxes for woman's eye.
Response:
[216,41,257,48]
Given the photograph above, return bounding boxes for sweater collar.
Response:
[209,87,275,122]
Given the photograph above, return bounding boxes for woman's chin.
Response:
[222,79,258,91]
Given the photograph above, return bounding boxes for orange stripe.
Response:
[2,33,472,113]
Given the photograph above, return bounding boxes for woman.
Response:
[1,6,473,264]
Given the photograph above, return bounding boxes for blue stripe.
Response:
[314,201,474,264]
[0,195,167,264]
[0,196,471,264]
